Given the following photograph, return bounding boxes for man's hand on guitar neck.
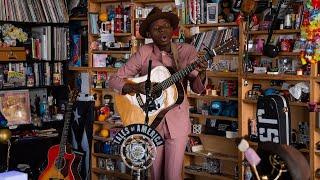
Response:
[195,58,208,83]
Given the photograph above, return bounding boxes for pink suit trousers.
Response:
[151,119,188,180]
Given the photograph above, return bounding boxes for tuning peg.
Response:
[204,47,215,58]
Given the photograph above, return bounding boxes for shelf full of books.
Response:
[191,27,239,52]
[30,26,69,61]
[179,0,236,25]
[0,0,69,23]
[0,61,64,90]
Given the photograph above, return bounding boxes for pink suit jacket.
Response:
[109,43,206,138]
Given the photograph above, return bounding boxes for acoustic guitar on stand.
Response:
[39,89,81,180]
[115,38,238,128]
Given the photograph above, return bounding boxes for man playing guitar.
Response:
[109,7,207,180]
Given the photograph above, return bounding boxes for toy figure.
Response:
[312,0,320,9]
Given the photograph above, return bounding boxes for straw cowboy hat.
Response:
[139,7,179,38]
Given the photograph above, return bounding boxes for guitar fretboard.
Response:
[55,100,74,169]
[152,51,214,93]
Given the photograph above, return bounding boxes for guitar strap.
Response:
[171,42,189,92]
[171,42,180,71]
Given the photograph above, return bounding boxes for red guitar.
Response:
[39,89,81,180]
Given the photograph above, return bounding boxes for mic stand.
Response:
[133,169,141,180]
[144,60,153,125]
[265,0,284,45]
[133,60,153,180]
[244,15,253,73]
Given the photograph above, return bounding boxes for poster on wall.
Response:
[0,90,31,126]
[207,3,218,24]
[71,34,81,67]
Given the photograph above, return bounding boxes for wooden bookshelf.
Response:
[187,94,238,101]
[206,71,238,78]
[134,0,174,3]
[240,9,315,177]
[92,168,131,179]
[190,113,238,121]
[184,169,234,180]
[91,50,131,54]
[185,151,238,162]
[91,0,131,3]
[248,29,301,35]
[68,66,91,71]
[90,88,115,93]
[136,35,179,40]
[242,99,308,107]
[199,52,239,56]
[88,1,136,179]
[184,22,238,28]
[90,33,132,37]
[92,153,122,160]
[69,66,118,73]
[69,16,88,21]
[244,74,310,81]
[248,52,300,56]
[93,135,112,142]
[84,1,317,179]
[91,67,118,73]
[0,21,69,26]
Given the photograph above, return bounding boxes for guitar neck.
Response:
[151,37,237,94]
[57,102,73,160]
[153,52,214,93]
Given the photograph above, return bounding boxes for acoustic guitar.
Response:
[115,38,238,128]
[39,89,81,180]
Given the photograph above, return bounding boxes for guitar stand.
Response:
[133,169,141,180]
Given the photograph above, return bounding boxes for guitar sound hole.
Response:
[55,158,65,170]
[152,90,162,100]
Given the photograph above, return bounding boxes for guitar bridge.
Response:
[135,93,161,113]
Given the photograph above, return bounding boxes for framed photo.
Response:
[92,54,107,67]
[0,90,31,126]
[207,3,218,24]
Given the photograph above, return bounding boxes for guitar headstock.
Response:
[203,38,239,61]
[214,38,239,55]
[68,86,80,104]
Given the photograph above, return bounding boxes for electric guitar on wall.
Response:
[115,38,238,128]
[39,89,81,180]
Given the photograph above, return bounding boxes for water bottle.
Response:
[40,95,50,121]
